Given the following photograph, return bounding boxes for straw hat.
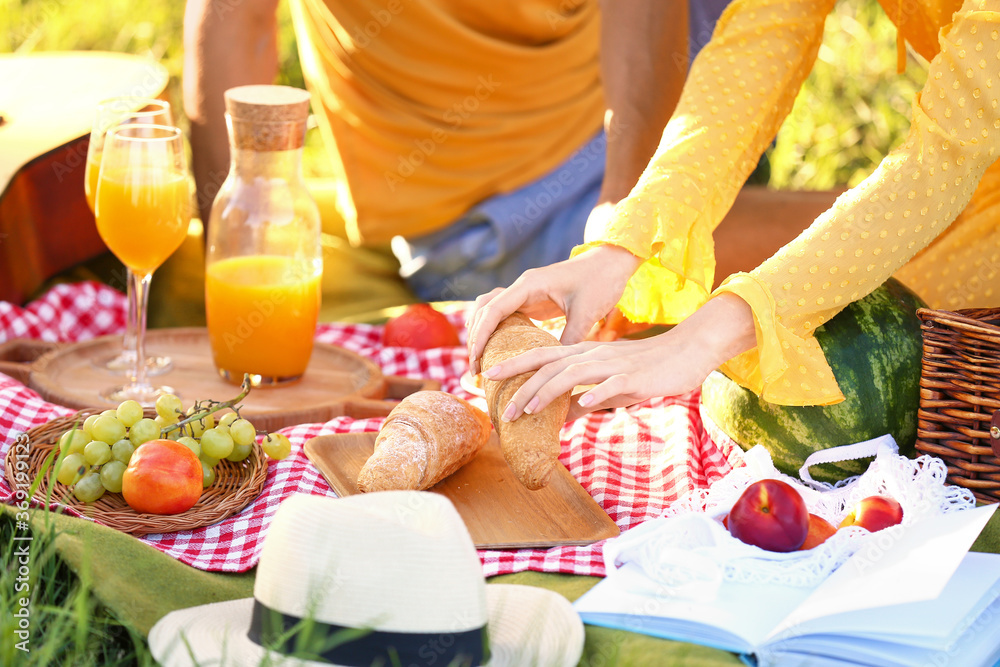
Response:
[149,491,584,666]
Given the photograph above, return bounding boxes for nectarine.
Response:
[122,439,203,515]
[839,495,903,533]
[382,304,460,349]
[798,513,837,550]
[728,479,809,552]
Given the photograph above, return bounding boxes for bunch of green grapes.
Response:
[53,393,292,504]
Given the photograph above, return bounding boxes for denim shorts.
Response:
[393,131,606,302]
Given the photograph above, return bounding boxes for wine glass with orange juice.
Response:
[95,124,190,403]
[85,97,174,375]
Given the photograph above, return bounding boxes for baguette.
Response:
[357,390,491,492]
[481,312,569,490]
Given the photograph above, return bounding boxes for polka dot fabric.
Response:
[586,0,1000,405]
[579,0,838,325]
[718,0,1000,404]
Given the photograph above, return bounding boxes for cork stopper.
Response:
[224,85,311,151]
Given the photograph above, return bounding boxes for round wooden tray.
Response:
[0,328,436,430]
[4,409,268,536]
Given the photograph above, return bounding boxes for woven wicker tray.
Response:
[915,307,1000,504]
[4,408,268,536]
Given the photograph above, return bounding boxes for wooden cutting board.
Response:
[304,432,620,549]
[0,329,437,430]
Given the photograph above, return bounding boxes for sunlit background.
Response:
[0,2,939,664]
[2,0,928,187]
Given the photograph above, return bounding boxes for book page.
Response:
[768,552,1000,652]
[767,504,997,641]
[574,562,814,651]
[764,590,1000,667]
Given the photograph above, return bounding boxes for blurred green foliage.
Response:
[2,0,928,187]
[0,0,306,91]
[0,0,325,172]
[767,0,928,189]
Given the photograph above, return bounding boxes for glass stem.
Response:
[131,272,153,392]
[123,269,138,359]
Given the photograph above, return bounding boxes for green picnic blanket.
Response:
[4,504,1000,666]
[0,505,743,666]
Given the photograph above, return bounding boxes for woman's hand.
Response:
[485,293,758,422]
[467,244,641,375]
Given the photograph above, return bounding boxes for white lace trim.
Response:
[604,439,976,592]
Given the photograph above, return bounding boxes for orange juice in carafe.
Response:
[204,85,322,385]
[206,255,321,381]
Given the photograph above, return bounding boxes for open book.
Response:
[575,504,1000,667]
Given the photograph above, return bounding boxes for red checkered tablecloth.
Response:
[0,282,738,576]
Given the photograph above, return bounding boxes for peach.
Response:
[728,479,809,552]
[839,495,903,533]
[798,513,838,550]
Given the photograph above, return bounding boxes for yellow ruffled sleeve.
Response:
[715,0,1000,405]
[574,0,838,324]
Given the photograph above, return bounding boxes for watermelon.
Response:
[700,278,925,484]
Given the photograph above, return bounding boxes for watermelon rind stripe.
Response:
[700,278,924,484]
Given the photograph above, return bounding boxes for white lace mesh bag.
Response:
[604,435,977,595]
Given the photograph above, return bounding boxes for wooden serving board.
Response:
[304,432,620,549]
[0,329,437,430]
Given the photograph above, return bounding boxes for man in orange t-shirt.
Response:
[183,0,734,315]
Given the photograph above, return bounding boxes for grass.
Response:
[0,510,156,666]
[1,0,931,664]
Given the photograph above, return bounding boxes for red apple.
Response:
[728,479,809,552]
[839,495,903,533]
[798,513,838,550]
[382,304,460,349]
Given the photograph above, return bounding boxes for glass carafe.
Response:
[205,85,322,386]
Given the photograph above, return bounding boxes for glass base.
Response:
[217,368,303,387]
[101,383,178,407]
[93,350,173,376]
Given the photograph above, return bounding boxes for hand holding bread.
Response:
[359,312,568,493]
[481,313,570,490]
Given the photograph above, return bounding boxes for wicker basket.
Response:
[914,308,1000,504]
[4,408,268,535]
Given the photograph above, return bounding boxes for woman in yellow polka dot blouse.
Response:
[467,0,1000,423]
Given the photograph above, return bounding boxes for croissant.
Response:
[481,312,569,490]
[357,390,491,492]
